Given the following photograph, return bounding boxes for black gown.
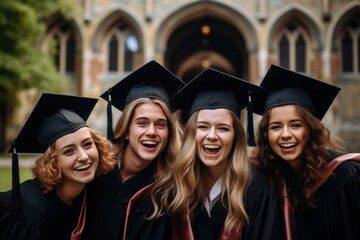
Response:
[191,168,283,240]
[295,152,360,240]
[85,161,171,240]
[0,179,83,240]
[124,190,172,239]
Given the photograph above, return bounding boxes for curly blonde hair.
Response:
[112,98,183,219]
[169,110,250,234]
[32,128,117,193]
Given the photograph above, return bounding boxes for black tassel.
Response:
[106,89,115,140]
[247,90,256,147]
[11,141,20,209]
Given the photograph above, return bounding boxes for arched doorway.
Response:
[165,17,247,83]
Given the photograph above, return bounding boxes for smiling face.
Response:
[55,127,99,187]
[196,109,234,177]
[124,101,169,169]
[268,105,309,170]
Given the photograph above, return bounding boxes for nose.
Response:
[77,148,89,162]
[146,123,156,135]
[206,127,218,140]
[280,126,292,139]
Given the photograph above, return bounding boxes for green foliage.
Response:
[0,0,78,106]
[0,167,33,191]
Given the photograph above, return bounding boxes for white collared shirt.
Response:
[203,177,223,217]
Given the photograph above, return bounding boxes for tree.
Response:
[0,0,77,152]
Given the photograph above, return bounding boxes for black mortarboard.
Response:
[254,64,340,120]
[171,68,266,146]
[8,93,98,208]
[100,60,185,139]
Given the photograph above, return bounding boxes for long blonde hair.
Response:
[170,110,250,233]
[112,98,183,218]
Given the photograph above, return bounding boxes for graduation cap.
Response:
[171,68,266,146]
[253,64,340,120]
[100,60,185,140]
[8,93,98,208]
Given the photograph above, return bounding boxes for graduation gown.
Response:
[124,185,172,239]
[0,179,83,240]
[191,169,283,240]
[294,152,360,240]
[85,161,170,240]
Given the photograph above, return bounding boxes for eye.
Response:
[136,120,148,127]
[156,121,168,129]
[269,125,281,131]
[83,140,94,149]
[197,124,208,130]
[218,127,230,132]
[291,122,302,129]
[63,148,75,156]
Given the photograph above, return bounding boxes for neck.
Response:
[56,182,85,205]
[120,147,153,181]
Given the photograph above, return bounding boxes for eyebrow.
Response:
[58,137,92,151]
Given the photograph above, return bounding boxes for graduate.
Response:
[253,65,360,240]
[84,60,185,239]
[168,68,283,239]
[0,93,116,239]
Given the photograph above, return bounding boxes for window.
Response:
[341,16,360,74]
[106,27,138,73]
[52,23,76,75]
[278,23,308,72]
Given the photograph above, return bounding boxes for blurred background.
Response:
[1,0,360,191]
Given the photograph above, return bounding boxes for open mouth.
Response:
[74,163,92,172]
[203,144,221,155]
[141,140,158,149]
[279,143,296,149]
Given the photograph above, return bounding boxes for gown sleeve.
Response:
[242,169,283,240]
[0,190,47,240]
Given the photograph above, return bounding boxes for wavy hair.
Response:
[112,98,183,219]
[169,110,250,234]
[32,128,117,193]
[256,105,344,209]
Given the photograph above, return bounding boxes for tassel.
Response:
[11,141,20,209]
[106,89,115,140]
[247,90,256,147]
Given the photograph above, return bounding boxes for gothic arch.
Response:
[154,1,259,54]
[327,1,360,52]
[91,7,145,53]
[267,3,322,53]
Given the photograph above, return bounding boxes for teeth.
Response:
[75,163,91,171]
[142,140,158,146]
[203,144,220,149]
[280,143,296,148]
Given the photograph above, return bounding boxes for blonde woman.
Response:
[169,68,282,239]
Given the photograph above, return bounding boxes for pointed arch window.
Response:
[107,26,138,73]
[52,23,76,75]
[341,16,360,74]
[278,23,308,72]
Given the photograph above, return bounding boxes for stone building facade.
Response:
[10,0,360,152]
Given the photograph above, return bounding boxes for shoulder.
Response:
[246,167,277,201]
[324,153,360,189]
